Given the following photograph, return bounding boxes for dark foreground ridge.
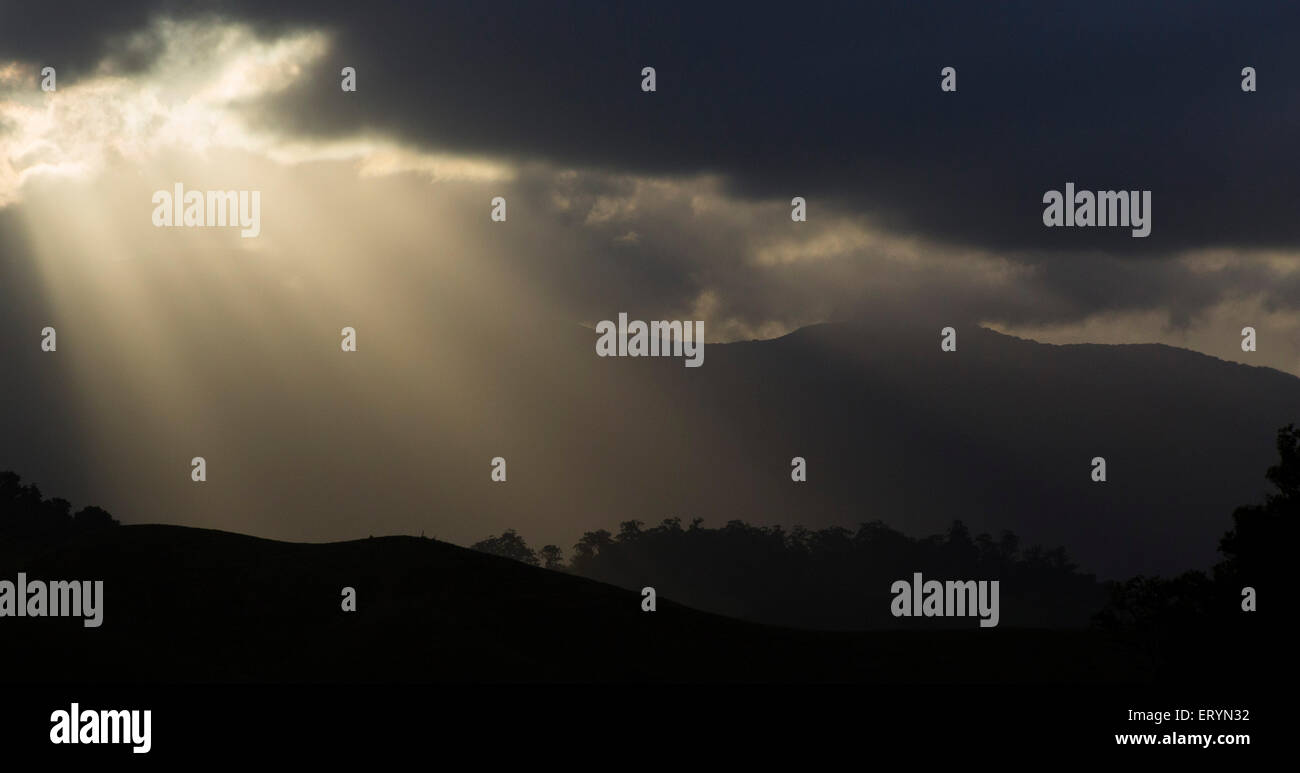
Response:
[0,523,1271,684]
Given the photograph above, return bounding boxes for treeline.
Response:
[475,518,1105,630]
[0,471,119,540]
[474,425,1298,633]
[1094,424,1297,638]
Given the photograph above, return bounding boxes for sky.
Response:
[1,1,1298,551]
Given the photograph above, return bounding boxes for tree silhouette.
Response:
[1215,423,1298,603]
[571,529,613,566]
[0,470,118,543]
[72,506,117,531]
[539,544,565,570]
[1095,421,1297,666]
[469,529,539,566]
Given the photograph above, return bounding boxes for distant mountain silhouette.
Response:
[472,316,1300,580]
[3,310,1296,580]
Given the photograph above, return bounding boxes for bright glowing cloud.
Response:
[0,18,510,209]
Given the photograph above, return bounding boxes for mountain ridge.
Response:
[3,318,1295,581]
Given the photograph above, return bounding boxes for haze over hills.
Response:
[634,317,1300,579]
[2,303,1295,581]
[452,313,1300,580]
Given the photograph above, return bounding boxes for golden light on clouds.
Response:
[0,18,510,210]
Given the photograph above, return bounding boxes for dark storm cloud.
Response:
[5,0,1299,256]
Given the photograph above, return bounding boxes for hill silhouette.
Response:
[4,424,1290,686]
[0,522,1202,683]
